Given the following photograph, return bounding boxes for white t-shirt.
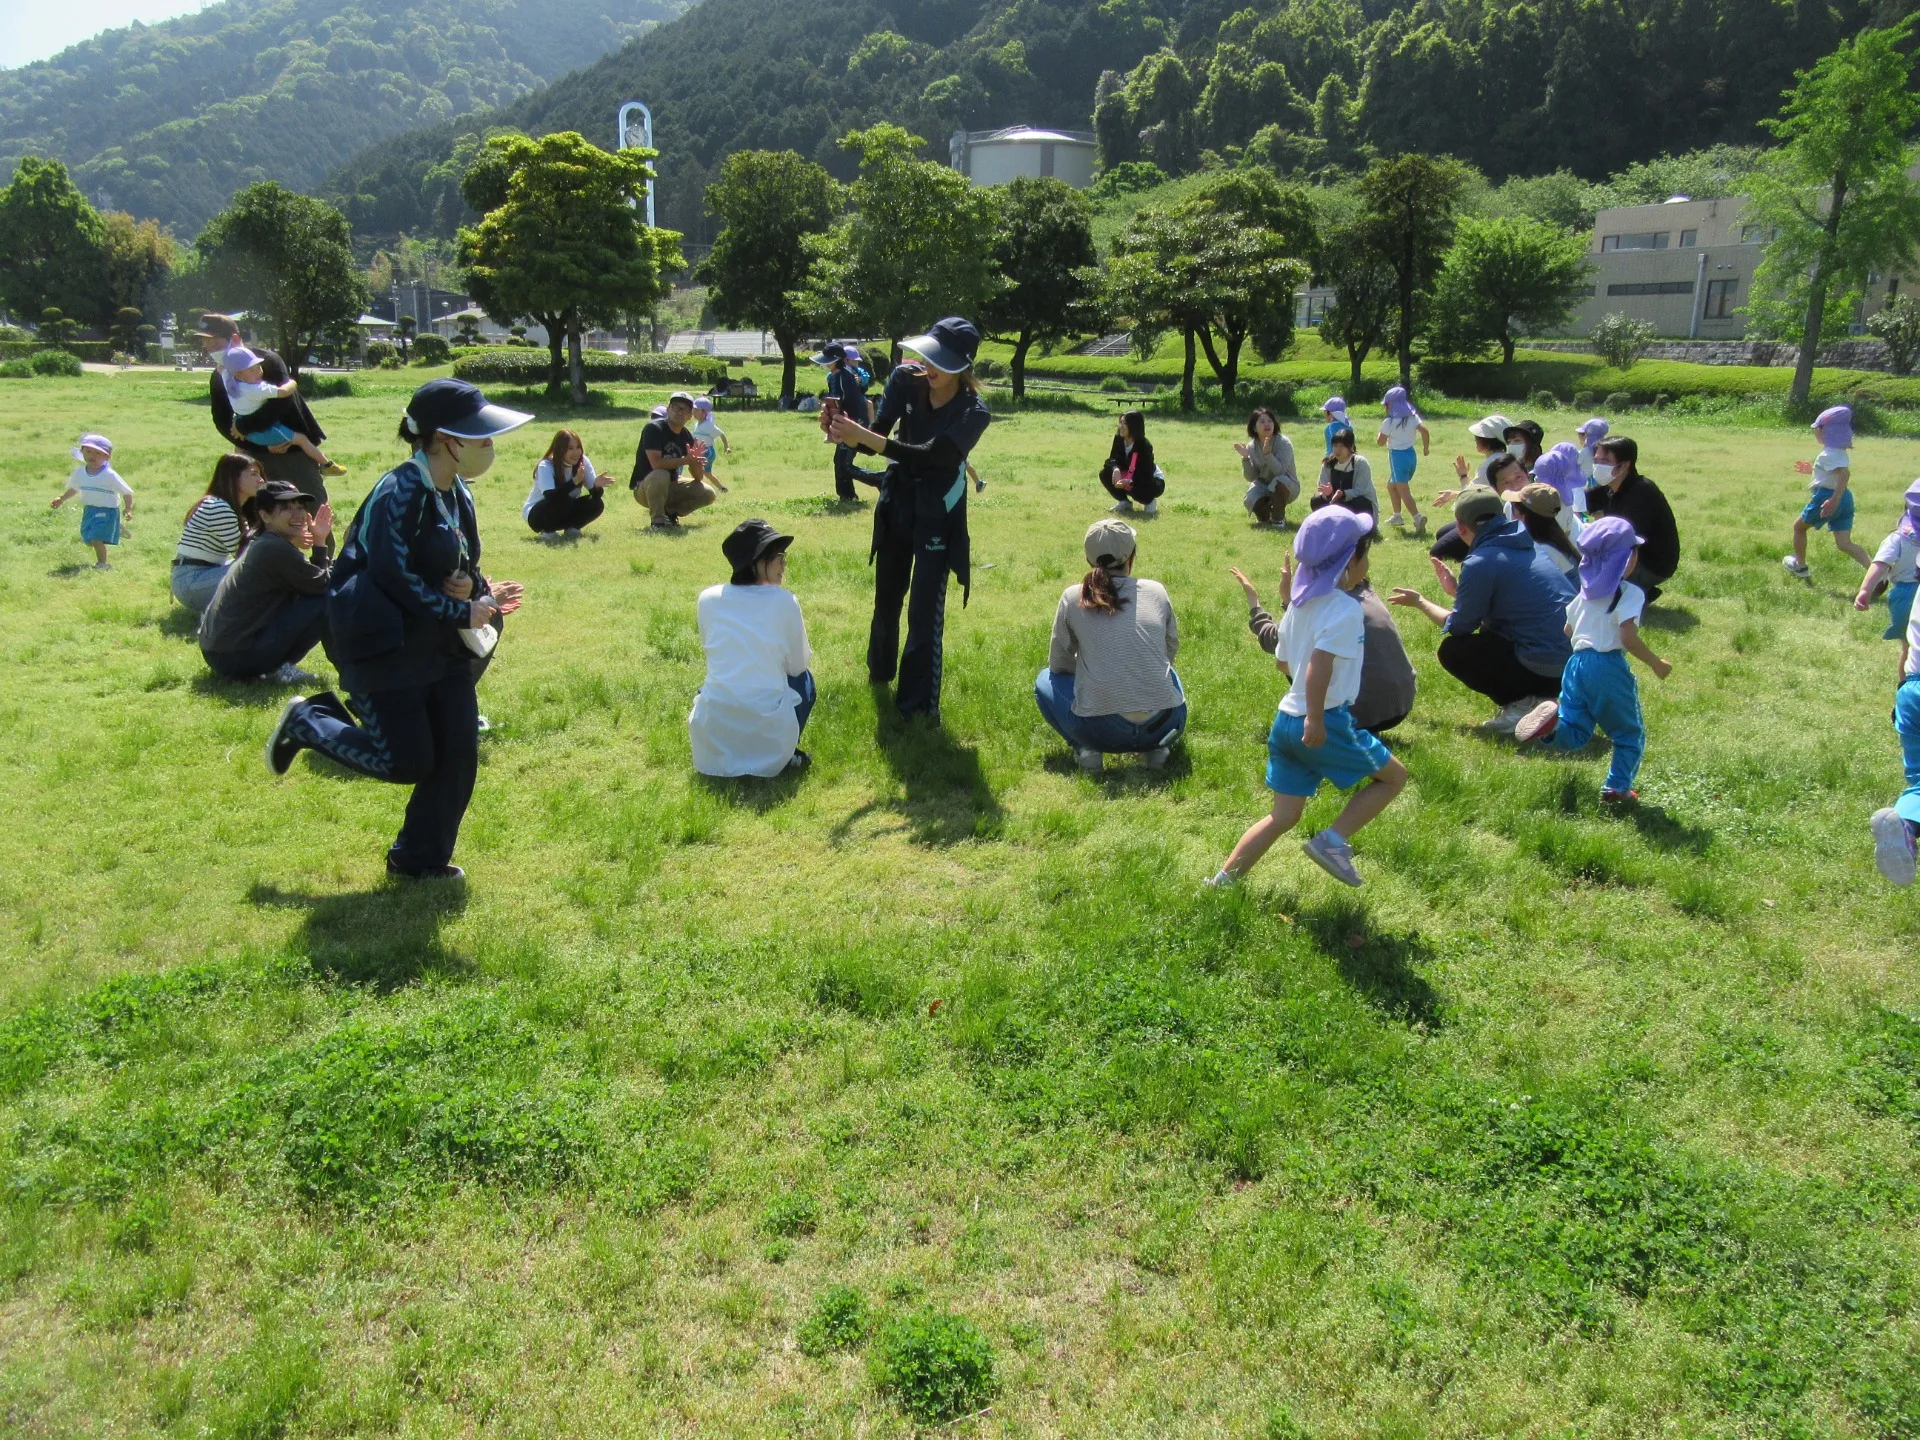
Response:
[1276,590,1366,717]
[1811,446,1849,492]
[689,583,812,777]
[1378,415,1421,451]
[1567,580,1645,653]
[692,416,724,451]
[1875,529,1920,584]
[70,465,132,508]
[225,375,283,419]
[1576,444,1597,482]
[1906,604,1920,676]
[522,456,597,518]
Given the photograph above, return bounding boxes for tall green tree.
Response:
[1425,216,1594,365]
[1319,237,1397,390]
[1357,153,1468,389]
[1743,19,1920,406]
[0,157,106,326]
[794,125,1000,347]
[99,211,176,322]
[460,131,681,403]
[697,150,841,407]
[980,176,1097,400]
[194,183,362,378]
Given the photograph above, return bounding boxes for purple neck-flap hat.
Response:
[1576,516,1643,601]
[1576,417,1609,447]
[1290,504,1374,606]
[1534,442,1586,509]
[1383,385,1417,421]
[1813,404,1853,450]
[1900,478,1920,540]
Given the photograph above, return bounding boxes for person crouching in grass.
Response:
[1206,505,1408,890]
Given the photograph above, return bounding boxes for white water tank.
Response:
[949,127,1097,189]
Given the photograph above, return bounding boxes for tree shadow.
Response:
[484,388,659,423]
[1640,605,1698,632]
[248,881,473,991]
[1296,896,1444,1028]
[840,686,1005,846]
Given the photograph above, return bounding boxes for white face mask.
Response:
[1591,462,1615,484]
[1507,440,1528,459]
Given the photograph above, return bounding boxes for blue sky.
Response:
[1,1,217,69]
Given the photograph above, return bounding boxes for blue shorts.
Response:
[1800,487,1854,531]
[246,423,300,448]
[1265,705,1393,796]
[80,504,120,545]
[1887,580,1918,640]
[1388,447,1418,486]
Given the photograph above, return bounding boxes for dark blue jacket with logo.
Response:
[866,367,991,600]
[1442,515,1575,675]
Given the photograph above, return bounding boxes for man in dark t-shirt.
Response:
[630,391,716,531]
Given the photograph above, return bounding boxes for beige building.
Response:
[1568,195,1767,338]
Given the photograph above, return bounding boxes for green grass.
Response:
[2,368,1918,1436]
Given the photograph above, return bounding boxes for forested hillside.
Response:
[0,0,686,235]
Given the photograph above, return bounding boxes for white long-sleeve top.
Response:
[688,583,812,777]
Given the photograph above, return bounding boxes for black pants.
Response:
[293,671,480,873]
[526,489,605,534]
[202,594,328,679]
[1437,631,1563,707]
[1428,521,1470,564]
[834,445,884,501]
[869,536,951,719]
[1100,467,1164,506]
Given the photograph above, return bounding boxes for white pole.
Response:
[617,101,656,230]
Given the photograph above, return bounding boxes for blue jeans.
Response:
[201,593,327,680]
[1546,648,1644,793]
[1034,667,1186,754]
[1895,676,1920,827]
[790,671,816,736]
[170,559,230,614]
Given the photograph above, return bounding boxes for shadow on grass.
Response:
[157,608,201,639]
[48,562,93,578]
[1620,800,1716,855]
[191,671,295,707]
[1038,747,1190,786]
[1297,897,1444,1028]
[697,769,806,813]
[247,881,472,990]
[1640,604,1699,632]
[482,387,661,423]
[832,685,1004,846]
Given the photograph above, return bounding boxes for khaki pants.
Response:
[635,468,716,525]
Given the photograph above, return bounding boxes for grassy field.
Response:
[2,369,1918,1438]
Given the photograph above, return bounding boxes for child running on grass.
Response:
[1784,404,1868,578]
[1854,479,1920,679]
[1206,505,1408,890]
[220,346,346,477]
[1870,586,1920,885]
[690,396,732,491]
[49,433,133,570]
[1513,517,1672,804]
[1374,386,1429,535]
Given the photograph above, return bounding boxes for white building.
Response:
[949,127,1097,189]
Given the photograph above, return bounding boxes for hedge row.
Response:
[0,340,116,362]
[451,349,728,386]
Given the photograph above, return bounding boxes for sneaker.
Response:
[1782,555,1811,577]
[385,858,466,882]
[1515,700,1560,744]
[1872,807,1917,887]
[1413,513,1428,536]
[1477,700,1532,735]
[1143,747,1170,770]
[265,696,309,775]
[1387,512,1406,528]
[1109,500,1134,514]
[272,662,321,686]
[649,519,679,531]
[564,527,582,540]
[1074,747,1104,772]
[320,461,348,478]
[1143,500,1158,517]
[1599,788,1640,806]
[476,715,491,735]
[91,561,112,571]
[1202,870,1238,889]
[1303,829,1364,887]
[786,748,812,772]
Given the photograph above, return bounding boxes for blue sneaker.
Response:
[1303,829,1363,887]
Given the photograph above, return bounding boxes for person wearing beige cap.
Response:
[1035,518,1186,772]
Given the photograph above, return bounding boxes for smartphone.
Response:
[819,396,841,434]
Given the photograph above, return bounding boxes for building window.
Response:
[1602,232,1669,251]
[1738,223,1774,244]
[1606,281,1696,297]
[1679,229,1697,247]
[1703,278,1738,319]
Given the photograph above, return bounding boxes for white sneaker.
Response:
[1413,514,1428,536]
[1202,870,1238,889]
[1387,512,1406,527]
[1143,747,1170,769]
[1478,700,1531,735]
[273,663,321,686]
[1782,555,1811,577]
[1302,829,1363,887]
[1074,747,1104,772]
[1515,700,1561,744]
[1872,807,1916,886]
[1110,500,1134,513]
[1143,500,1158,517]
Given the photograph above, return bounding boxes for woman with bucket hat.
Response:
[689,520,816,777]
[263,379,531,881]
[828,317,991,722]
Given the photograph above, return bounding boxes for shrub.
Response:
[411,334,451,366]
[1605,390,1634,411]
[871,1308,998,1423]
[973,356,1004,380]
[1088,160,1167,200]
[1235,379,1300,415]
[1340,377,1386,404]
[29,349,82,377]
[0,357,35,378]
[1572,389,1596,409]
[363,340,396,368]
[1529,388,1558,409]
[1869,295,1920,375]
[1590,312,1657,371]
[452,349,727,386]
[1098,374,1130,393]
[798,1285,872,1356]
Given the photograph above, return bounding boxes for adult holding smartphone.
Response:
[828,317,991,722]
[264,379,531,882]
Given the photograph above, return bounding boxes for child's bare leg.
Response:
[1386,483,1405,518]
[290,435,329,465]
[1220,793,1309,879]
[1329,758,1407,840]
[1791,518,1810,565]
[1834,530,1871,568]
[89,540,108,564]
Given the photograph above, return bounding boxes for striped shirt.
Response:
[1048,576,1181,718]
[176,496,244,565]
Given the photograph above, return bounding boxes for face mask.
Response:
[1507,440,1528,459]
[449,438,495,478]
[1591,462,1615,484]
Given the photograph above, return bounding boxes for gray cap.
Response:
[1083,517,1137,568]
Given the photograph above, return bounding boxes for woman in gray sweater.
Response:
[1238,406,1299,529]
[1035,518,1187,773]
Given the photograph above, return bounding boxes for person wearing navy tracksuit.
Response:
[815,342,875,502]
[263,380,532,881]
[828,318,991,722]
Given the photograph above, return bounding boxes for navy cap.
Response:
[403,378,533,443]
[256,478,317,511]
[810,341,846,366]
[899,317,979,374]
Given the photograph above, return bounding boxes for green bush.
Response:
[1235,379,1300,416]
[871,1308,998,1424]
[452,349,727,387]
[1530,388,1559,409]
[1573,389,1597,409]
[1605,390,1633,411]
[29,349,83,377]
[411,334,451,366]
[1098,374,1130,393]
[798,1285,872,1356]
[0,357,35,378]
[973,356,1004,380]
[1590,312,1657,370]
[364,340,396,368]
[0,340,112,362]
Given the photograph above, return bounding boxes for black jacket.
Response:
[209,347,325,450]
[1100,434,1155,487]
[864,368,991,599]
[1584,470,1679,580]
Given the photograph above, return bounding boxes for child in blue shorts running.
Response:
[1206,505,1408,889]
[1870,597,1920,887]
[1784,404,1869,578]
[1374,385,1429,535]
[1855,478,1920,679]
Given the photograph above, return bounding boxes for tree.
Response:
[1743,19,1920,407]
[0,157,106,326]
[697,150,841,407]
[194,183,364,378]
[1425,216,1593,365]
[1869,294,1920,374]
[98,211,175,323]
[1357,153,1467,388]
[1319,238,1397,390]
[794,125,1000,348]
[980,177,1097,400]
[460,131,682,402]
[1104,208,1211,411]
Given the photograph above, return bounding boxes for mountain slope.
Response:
[0,0,688,234]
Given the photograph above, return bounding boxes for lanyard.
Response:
[431,478,471,567]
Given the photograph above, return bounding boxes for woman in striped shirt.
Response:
[172,453,262,614]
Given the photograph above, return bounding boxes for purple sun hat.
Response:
[1290,504,1375,606]
[1383,385,1418,421]
[1899,479,1920,541]
[1534,442,1586,510]
[1813,404,1853,450]
[1576,516,1643,601]
[1576,417,1609,446]
[1321,395,1347,418]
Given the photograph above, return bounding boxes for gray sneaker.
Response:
[1782,554,1811,578]
[1142,747,1170,769]
[1303,829,1364,887]
[1478,700,1531,735]
[1074,747,1104,772]
[273,663,322,686]
[1872,807,1916,887]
